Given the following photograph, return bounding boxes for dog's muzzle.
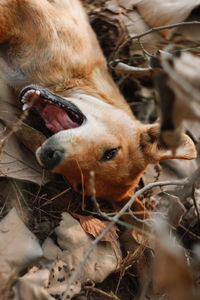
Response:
[36,142,65,170]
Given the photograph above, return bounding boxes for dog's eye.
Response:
[101,147,119,162]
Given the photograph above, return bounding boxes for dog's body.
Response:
[0,0,196,208]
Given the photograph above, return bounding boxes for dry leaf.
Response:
[88,0,165,60]
[160,51,200,121]
[0,88,51,185]
[47,260,81,299]
[0,121,51,184]
[182,185,200,228]
[0,208,43,271]
[16,122,46,153]
[155,51,200,151]
[163,193,186,228]
[131,228,150,247]
[72,213,118,242]
[132,0,200,39]
[12,269,53,300]
[43,213,121,283]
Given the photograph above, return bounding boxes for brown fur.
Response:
[0,0,196,212]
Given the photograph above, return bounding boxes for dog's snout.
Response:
[36,145,65,170]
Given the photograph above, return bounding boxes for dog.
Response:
[0,0,196,212]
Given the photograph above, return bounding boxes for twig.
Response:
[89,171,108,218]
[33,169,46,204]
[61,179,186,300]
[179,224,200,242]
[115,247,142,294]
[75,159,85,211]
[113,21,200,60]
[128,207,150,230]
[39,186,71,208]
[114,61,152,73]
[192,184,200,221]
[0,107,31,156]
[138,38,155,58]
[89,171,98,211]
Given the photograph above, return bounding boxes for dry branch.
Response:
[61,179,187,299]
[114,61,152,73]
[113,21,200,60]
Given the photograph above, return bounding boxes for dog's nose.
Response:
[36,145,65,170]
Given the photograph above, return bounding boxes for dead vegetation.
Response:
[1,0,200,299]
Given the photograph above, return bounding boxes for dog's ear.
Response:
[140,124,196,163]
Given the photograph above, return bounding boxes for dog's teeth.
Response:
[27,90,33,94]
[22,103,29,111]
[21,89,40,104]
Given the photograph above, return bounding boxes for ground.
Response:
[0,1,200,299]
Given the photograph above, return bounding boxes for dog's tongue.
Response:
[40,104,79,133]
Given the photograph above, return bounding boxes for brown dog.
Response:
[0,0,196,209]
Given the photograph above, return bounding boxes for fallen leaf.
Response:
[132,0,200,39]
[72,213,118,242]
[88,0,165,60]
[163,193,186,228]
[42,213,121,283]
[155,51,200,151]
[12,269,53,300]
[0,89,51,185]
[182,185,200,228]
[0,121,51,184]
[47,260,81,299]
[16,122,46,153]
[0,208,43,271]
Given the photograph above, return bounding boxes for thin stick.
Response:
[114,62,152,73]
[0,108,30,155]
[39,187,71,208]
[113,21,200,60]
[61,179,186,300]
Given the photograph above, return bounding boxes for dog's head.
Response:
[20,85,196,202]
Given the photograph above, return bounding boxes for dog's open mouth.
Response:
[19,85,85,133]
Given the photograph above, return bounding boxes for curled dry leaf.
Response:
[182,185,200,228]
[43,213,121,283]
[0,92,52,184]
[12,269,53,300]
[72,213,118,242]
[156,192,186,228]
[131,0,200,39]
[16,122,46,153]
[155,51,200,151]
[0,121,50,184]
[87,0,165,59]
